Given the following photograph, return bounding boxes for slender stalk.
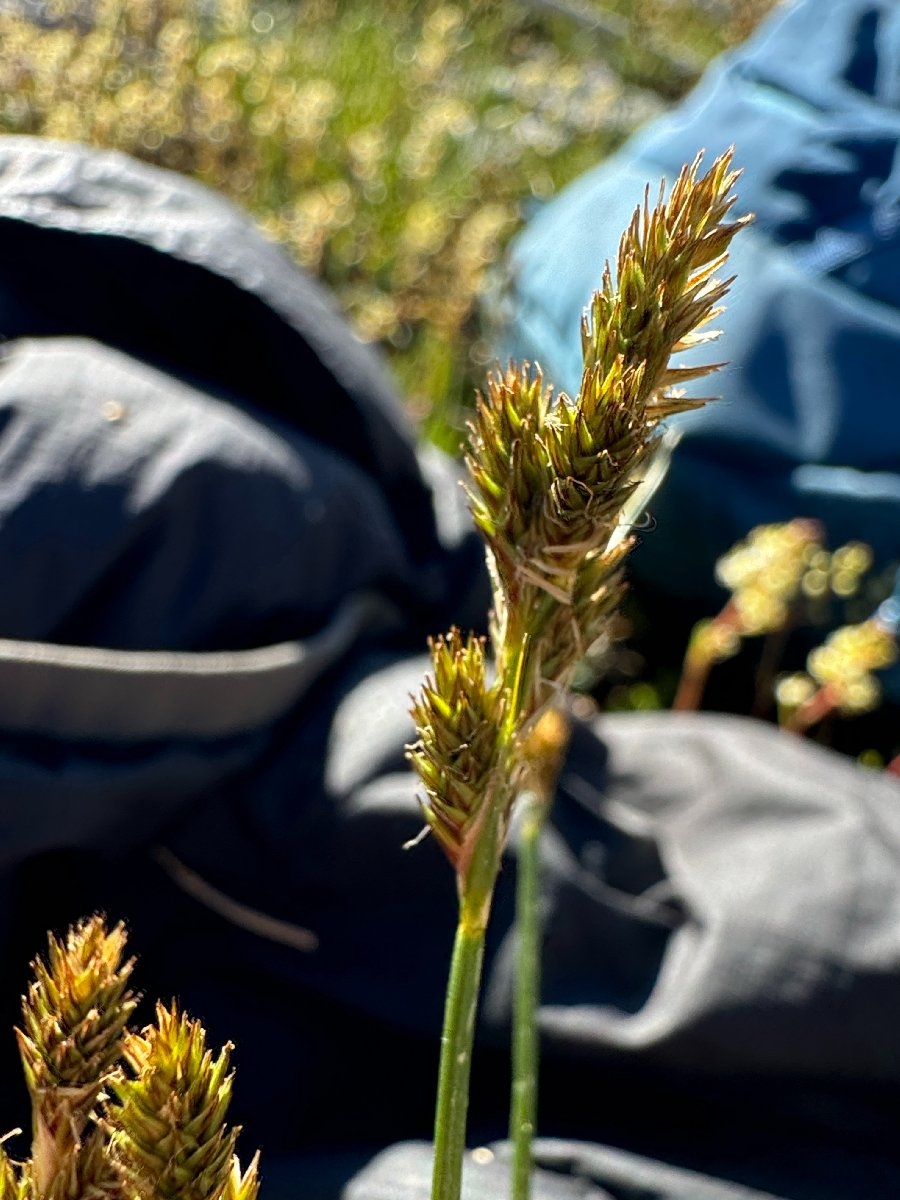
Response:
[751,624,790,717]
[672,603,741,712]
[508,707,570,1199]
[784,682,838,735]
[431,801,505,1200]
[671,645,714,712]
[431,921,487,1200]
[509,791,544,1200]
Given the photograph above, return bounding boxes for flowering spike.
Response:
[107,1003,249,1200]
[466,150,750,716]
[406,629,509,882]
[16,916,137,1200]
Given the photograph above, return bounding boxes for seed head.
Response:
[466,151,749,715]
[107,1003,241,1200]
[407,629,509,877]
[582,150,748,399]
[17,917,136,1099]
[17,916,137,1200]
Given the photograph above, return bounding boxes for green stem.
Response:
[431,802,504,1200]
[510,791,545,1200]
[497,620,544,1200]
[431,916,487,1200]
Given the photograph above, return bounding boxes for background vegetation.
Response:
[0,0,777,445]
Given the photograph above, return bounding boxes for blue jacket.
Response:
[499,0,900,607]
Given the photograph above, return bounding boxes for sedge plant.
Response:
[3,915,260,1200]
[407,150,749,1200]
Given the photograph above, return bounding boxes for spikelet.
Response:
[581,150,747,398]
[16,917,136,1200]
[106,1003,243,1200]
[466,149,749,714]
[7,919,263,1200]
[407,629,509,879]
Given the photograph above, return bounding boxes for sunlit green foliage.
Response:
[0,0,775,441]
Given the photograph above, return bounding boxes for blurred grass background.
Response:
[0,0,777,446]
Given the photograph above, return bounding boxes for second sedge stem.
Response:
[509,792,544,1200]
